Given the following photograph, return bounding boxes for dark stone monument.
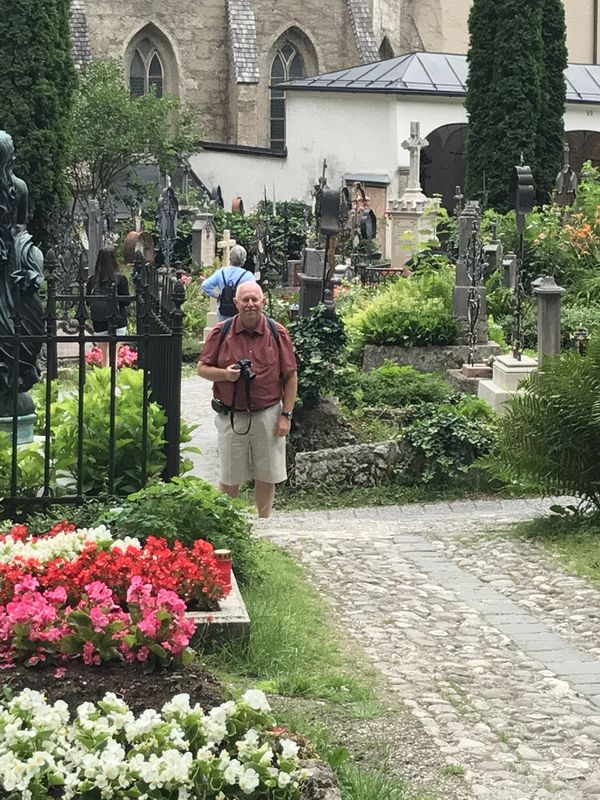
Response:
[155,182,179,267]
[0,131,44,443]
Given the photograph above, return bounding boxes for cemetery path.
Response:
[257,499,600,800]
[181,375,220,485]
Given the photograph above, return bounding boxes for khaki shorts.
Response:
[215,403,287,485]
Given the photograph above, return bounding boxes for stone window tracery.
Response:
[128,39,164,97]
[270,42,304,150]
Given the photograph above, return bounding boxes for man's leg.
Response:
[219,483,239,499]
[255,479,275,518]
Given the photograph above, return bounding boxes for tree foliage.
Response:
[465,0,566,209]
[67,59,201,206]
[0,0,76,246]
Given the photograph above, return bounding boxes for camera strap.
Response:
[230,377,252,435]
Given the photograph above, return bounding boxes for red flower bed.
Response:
[0,527,229,612]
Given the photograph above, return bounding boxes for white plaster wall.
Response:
[189,90,600,212]
[565,104,600,133]
[190,92,399,208]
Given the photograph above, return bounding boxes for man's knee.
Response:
[219,483,240,498]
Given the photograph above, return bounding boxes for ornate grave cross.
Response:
[217,229,236,266]
[401,121,429,191]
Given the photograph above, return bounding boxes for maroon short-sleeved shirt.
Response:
[199,314,297,411]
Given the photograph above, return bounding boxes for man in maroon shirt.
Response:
[197,282,297,517]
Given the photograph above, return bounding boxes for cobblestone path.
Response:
[257,502,600,800]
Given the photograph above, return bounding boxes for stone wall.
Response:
[83,0,361,148]
[362,343,501,372]
[294,439,410,488]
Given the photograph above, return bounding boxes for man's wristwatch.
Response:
[280,411,293,420]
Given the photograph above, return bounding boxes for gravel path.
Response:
[256,503,600,800]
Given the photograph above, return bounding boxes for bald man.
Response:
[197,282,298,517]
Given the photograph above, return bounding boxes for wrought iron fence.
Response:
[356,263,400,288]
[1,250,186,518]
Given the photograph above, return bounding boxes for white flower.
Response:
[278,771,292,788]
[259,748,274,766]
[241,690,270,713]
[238,767,260,794]
[280,738,299,760]
[196,747,214,763]
[223,758,242,784]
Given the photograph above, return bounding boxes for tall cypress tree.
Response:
[0,0,76,246]
[465,0,547,210]
[536,0,568,205]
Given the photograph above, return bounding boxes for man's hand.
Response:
[224,364,241,382]
[274,415,291,437]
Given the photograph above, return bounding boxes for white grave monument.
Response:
[386,121,439,267]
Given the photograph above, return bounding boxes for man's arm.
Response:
[274,370,298,437]
[197,361,241,382]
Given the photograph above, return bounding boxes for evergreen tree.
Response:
[465,0,547,210]
[536,0,568,205]
[0,0,76,246]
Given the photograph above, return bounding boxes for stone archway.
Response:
[565,130,600,172]
[420,123,468,211]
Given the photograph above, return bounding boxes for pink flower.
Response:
[181,273,192,285]
[45,587,67,604]
[84,581,114,605]
[137,613,160,638]
[82,641,100,666]
[54,667,66,679]
[90,606,110,632]
[136,646,150,662]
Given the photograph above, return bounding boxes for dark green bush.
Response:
[560,304,600,348]
[402,401,498,484]
[105,477,258,585]
[360,299,458,347]
[488,337,600,508]
[290,305,346,409]
[361,363,452,408]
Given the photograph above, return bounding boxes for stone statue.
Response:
[0,131,44,421]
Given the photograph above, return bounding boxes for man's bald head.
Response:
[234,280,265,330]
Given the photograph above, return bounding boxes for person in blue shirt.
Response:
[201,245,256,320]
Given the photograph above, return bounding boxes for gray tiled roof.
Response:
[279,51,600,106]
[346,0,379,64]
[69,0,91,68]
[227,0,260,84]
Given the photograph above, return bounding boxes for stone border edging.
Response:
[188,573,250,645]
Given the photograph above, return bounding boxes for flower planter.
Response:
[188,572,250,646]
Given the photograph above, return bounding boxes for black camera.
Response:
[236,358,256,381]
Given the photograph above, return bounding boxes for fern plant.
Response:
[489,338,600,508]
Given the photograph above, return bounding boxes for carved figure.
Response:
[155,183,178,266]
[0,131,44,404]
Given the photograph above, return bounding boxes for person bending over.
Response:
[197,282,297,518]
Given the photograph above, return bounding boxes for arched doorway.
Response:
[565,130,600,173]
[421,123,468,211]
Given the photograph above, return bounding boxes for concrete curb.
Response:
[188,573,250,645]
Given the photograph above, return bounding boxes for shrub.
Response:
[402,402,498,484]
[182,279,209,337]
[560,303,600,348]
[360,363,452,408]
[0,437,46,497]
[488,337,600,508]
[346,267,458,349]
[103,477,258,585]
[33,368,195,496]
[290,304,346,409]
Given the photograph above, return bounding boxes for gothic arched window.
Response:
[129,40,164,97]
[270,43,304,150]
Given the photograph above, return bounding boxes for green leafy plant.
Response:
[402,402,498,484]
[360,363,452,408]
[0,437,46,497]
[487,337,600,508]
[104,477,258,585]
[182,279,209,337]
[345,266,458,349]
[290,305,346,409]
[35,368,195,496]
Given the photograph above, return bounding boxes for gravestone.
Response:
[484,220,504,277]
[533,275,566,361]
[452,202,488,345]
[503,253,518,289]
[192,212,216,269]
[299,247,326,316]
[386,121,438,267]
